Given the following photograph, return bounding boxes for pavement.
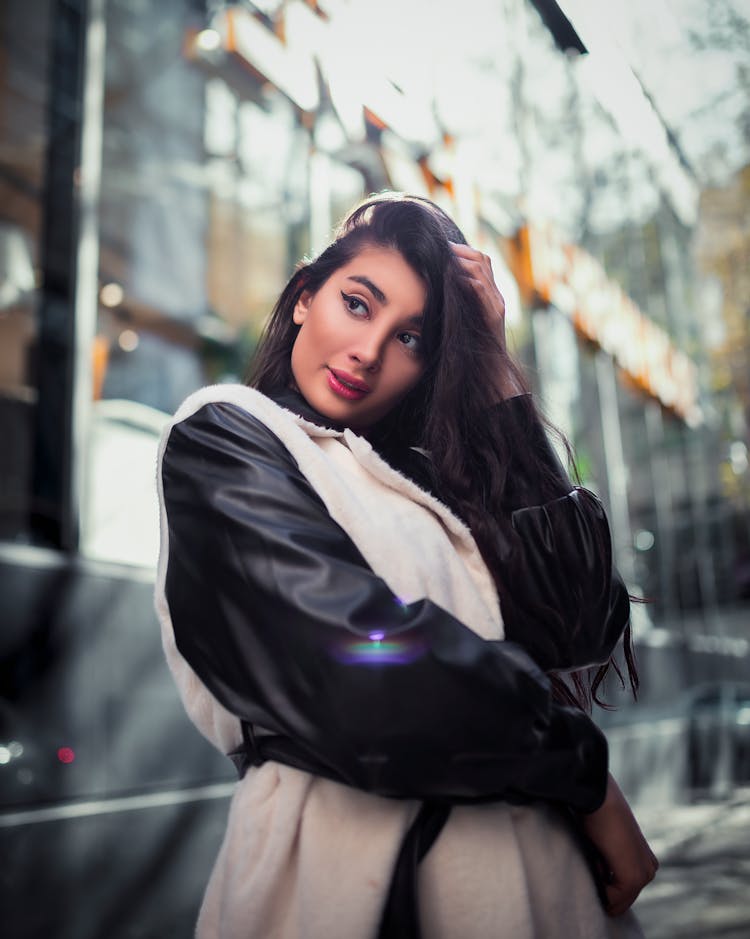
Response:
[632,788,750,938]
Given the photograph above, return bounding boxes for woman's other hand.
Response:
[449,241,507,349]
[449,241,524,399]
[581,773,659,916]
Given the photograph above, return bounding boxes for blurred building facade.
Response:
[2,1,750,936]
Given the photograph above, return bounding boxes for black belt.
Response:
[377,799,451,938]
[230,722,451,939]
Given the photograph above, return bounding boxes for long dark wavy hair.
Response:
[248,191,637,711]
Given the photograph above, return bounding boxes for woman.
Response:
[155,192,657,938]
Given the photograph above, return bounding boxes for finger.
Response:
[469,278,506,313]
[452,255,489,279]
[605,884,639,918]
[449,242,493,270]
[453,263,504,299]
[604,863,658,917]
[448,241,480,256]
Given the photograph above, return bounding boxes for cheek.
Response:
[292,315,322,360]
[389,358,425,398]
[407,371,425,398]
[290,329,305,375]
[293,307,341,360]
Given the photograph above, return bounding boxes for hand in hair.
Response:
[449,241,525,399]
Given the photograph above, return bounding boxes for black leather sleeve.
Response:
[488,395,631,673]
[161,401,609,813]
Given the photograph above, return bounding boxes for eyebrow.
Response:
[346,275,386,304]
[346,275,424,326]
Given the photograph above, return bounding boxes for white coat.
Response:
[155,384,643,939]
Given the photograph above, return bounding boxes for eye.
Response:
[397,332,422,355]
[341,291,369,317]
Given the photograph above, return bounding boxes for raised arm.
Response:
[160,400,608,811]
[449,243,651,915]
[449,242,631,675]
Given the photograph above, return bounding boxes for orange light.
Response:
[509,223,701,424]
[92,335,109,401]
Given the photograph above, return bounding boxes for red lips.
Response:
[328,368,371,392]
[327,367,371,400]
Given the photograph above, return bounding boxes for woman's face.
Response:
[291,245,427,430]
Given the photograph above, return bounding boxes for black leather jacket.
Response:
[160,389,630,816]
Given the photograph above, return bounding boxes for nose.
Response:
[349,327,386,372]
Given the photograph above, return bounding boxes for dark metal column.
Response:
[32,0,104,550]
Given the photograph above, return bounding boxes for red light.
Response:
[57,747,75,764]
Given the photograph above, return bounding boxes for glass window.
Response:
[79,1,326,567]
[0,0,52,543]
